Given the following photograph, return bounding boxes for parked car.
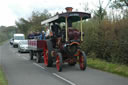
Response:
[10,38,14,45]
[18,40,29,53]
[13,34,25,48]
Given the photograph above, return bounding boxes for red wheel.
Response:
[79,51,87,70]
[56,53,62,72]
[43,48,48,66]
[43,40,53,67]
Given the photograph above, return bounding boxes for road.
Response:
[0,42,128,85]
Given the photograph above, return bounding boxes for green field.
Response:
[87,58,128,77]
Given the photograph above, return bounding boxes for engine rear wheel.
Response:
[56,52,62,72]
[79,51,87,70]
[43,40,53,67]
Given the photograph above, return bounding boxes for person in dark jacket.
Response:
[51,22,61,37]
[28,31,34,39]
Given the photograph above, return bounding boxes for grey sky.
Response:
[0,0,110,26]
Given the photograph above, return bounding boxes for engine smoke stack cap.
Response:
[65,7,73,12]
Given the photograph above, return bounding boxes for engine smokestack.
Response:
[65,7,73,12]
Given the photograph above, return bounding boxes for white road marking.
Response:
[53,73,76,85]
[25,56,30,59]
[23,56,29,60]
[16,53,20,56]
[33,63,45,69]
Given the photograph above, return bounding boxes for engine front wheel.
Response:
[56,53,63,72]
[79,51,87,70]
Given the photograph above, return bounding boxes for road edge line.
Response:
[23,56,29,60]
[52,73,76,85]
[33,63,45,69]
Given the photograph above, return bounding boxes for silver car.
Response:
[18,40,29,53]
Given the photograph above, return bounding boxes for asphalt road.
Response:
[0,42,128,85]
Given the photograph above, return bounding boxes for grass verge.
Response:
[0,67,8,85]
[0,42,3,45]
[0,40,6,46]
[0,41,8,85]
[87,58,128,77]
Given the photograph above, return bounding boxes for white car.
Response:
[18,40,29,53]
[13,34,25,48]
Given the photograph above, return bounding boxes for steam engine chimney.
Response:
[65,7,73,12]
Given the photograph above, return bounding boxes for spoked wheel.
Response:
[43,40,53,67]
[44,48,48,66]
[36,52,42,63]
[79,51,87,70]
[29,51,33,60]
[56,53,63,72]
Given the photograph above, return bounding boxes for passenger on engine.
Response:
[45,27,50,39]
[51,22,61,48]
[34,31,40,39]
[51,22,61,37]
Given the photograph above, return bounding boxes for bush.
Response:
[80,17,128,65]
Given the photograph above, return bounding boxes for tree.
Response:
[15,10,51,37]
[93,0,111,23]
[0,26,16,42]
[28,10,51,32]
[125,0,128,6]
[15,18,30,36]
[110,0,128,9]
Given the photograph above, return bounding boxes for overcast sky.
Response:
[0,0,109,26]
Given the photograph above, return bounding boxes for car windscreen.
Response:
[14,36,25,40]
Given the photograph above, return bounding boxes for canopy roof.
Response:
[41,12,91,25]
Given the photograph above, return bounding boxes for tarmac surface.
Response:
[0,42,128,85]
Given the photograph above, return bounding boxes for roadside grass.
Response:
[0,41,8,85]
[0,67,8,85]
[0,42,3,45]
[0,40,7,46]
[87,58,128,77]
